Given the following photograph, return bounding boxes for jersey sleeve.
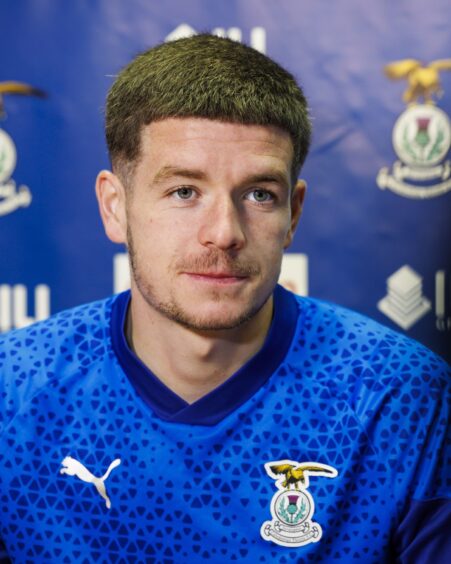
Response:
[0,538,10,564]
[391,352,451,563]
[0,339,13,563]
[394,498,451,563]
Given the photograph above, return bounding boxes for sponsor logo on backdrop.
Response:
[114,254,130,294]
[0,81,46,216]
[377,59,451,199]
[435,270,451,331]
[378,265,431,330]
[278,253,309,296]
[377,265,451,332]
[113,252,309,296]
[0,284,50,333]
[166,24,266,54]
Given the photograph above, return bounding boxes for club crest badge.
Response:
[260,459,338,548]
[376,59,451,199]
[0,128,32,217]
[0,81,46,217]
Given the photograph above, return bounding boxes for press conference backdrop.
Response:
[1,0,450,363]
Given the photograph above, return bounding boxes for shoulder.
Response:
[291,294,449,384]
[288,294,449,438]
[0,294,115,365]
[0,294,118,436]
[289,295,450,498]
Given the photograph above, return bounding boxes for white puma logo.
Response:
[60,456,121,509]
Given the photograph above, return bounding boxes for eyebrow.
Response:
[152,166,207,184]
[152,166,290,190]
[244,172,290,190]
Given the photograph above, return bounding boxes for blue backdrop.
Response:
[1,0,450,361]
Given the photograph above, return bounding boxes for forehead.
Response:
[137,118,294,174]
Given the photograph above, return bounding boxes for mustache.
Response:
[175,251,260,276]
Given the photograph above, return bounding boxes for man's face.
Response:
[100,118,304,331]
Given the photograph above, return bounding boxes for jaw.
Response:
[129,270,275,345]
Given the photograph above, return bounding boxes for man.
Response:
[0,34,449,563]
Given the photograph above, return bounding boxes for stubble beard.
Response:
[127,226,274,332]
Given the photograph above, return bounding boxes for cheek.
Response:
[249,214,290,248]
[133,215,193,262]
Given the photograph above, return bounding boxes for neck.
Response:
[126,291,274,404]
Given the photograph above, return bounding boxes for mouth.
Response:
[183,272,249,285]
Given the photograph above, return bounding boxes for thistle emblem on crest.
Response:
[376,59,451,199]
[260,459,338,548]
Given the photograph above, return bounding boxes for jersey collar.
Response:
[110,284,299,425]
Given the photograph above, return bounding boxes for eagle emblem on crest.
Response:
[383,59,451,105]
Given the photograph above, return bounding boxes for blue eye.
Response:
[174,187,194,199]
[248,189,274,203]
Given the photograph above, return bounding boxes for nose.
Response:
[198,195,246,251]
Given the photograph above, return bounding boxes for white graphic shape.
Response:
[279,253,308,296]
[250,27,266,54]
[113,253,130,294]
[212,27,242,42]
[435,270,445,318]
[0,181,31,216]
[0,129,16,182]
[435,270,451,331]
[378,265,431,330]
[0,128,32,216]
[165,24,197,41]
[165,24,266,53]
[0,284,50,332]
[60,456,121,509]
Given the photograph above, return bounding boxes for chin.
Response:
[173,306,257,332]
[157,293,272,331]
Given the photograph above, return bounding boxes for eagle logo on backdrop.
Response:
[377,59,451,199]
[0,81,46,217]
[260,459,338,548]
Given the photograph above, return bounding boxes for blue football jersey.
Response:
[0,285,449,563]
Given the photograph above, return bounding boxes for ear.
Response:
[95,170,127,244]
[283,179,306,249]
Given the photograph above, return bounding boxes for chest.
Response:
[0,390,396,563]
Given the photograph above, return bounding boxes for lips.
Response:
[189,272,246,278]
[183,272,248,284]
